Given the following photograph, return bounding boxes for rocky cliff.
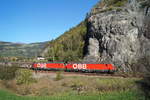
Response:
[84,0,150,72]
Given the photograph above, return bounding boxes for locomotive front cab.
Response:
[106,64,117,73]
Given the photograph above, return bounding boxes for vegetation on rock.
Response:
[91,0,128,15]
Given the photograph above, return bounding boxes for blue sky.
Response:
[0,0,99,43]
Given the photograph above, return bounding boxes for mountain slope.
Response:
[43,21,87,62]
[0,41,47,57]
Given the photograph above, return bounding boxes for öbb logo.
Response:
[73,64,87,69]
[37,63,46,68]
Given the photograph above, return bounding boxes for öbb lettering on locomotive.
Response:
[72,64,87,69]
[32,62,116,73]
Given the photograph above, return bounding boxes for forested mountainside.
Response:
[44,0,150,72]
[0,41,47,57]
[43,22,87,62]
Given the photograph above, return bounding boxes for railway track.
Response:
[1,62,142,78]
[31,70,132,78]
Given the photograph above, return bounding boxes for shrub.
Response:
[0,65,18,80]
[104,0,128,7]
[134,55,150,99]
[16,85,32,95]
[55,71,63,81]
[131,56,150,74]
[16,69,36,85]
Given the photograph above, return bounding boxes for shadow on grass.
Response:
[136,76,150,100]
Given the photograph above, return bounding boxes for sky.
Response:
[0,0,99,43]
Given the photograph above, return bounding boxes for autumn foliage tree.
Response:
[45,21,87,62]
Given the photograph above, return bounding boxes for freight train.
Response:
[32,62,116,73]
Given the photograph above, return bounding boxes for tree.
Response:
[44,21,87,62]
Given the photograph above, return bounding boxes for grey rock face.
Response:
[84,38,100,63]
[84,0,150,72]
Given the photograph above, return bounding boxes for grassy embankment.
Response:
[0,65,147,100]
[0,89,143,100]
[0,74,145,100]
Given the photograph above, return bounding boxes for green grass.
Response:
[0,89,145,100]
[0,73,146,100]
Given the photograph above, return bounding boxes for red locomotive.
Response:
[32,62,116,73]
